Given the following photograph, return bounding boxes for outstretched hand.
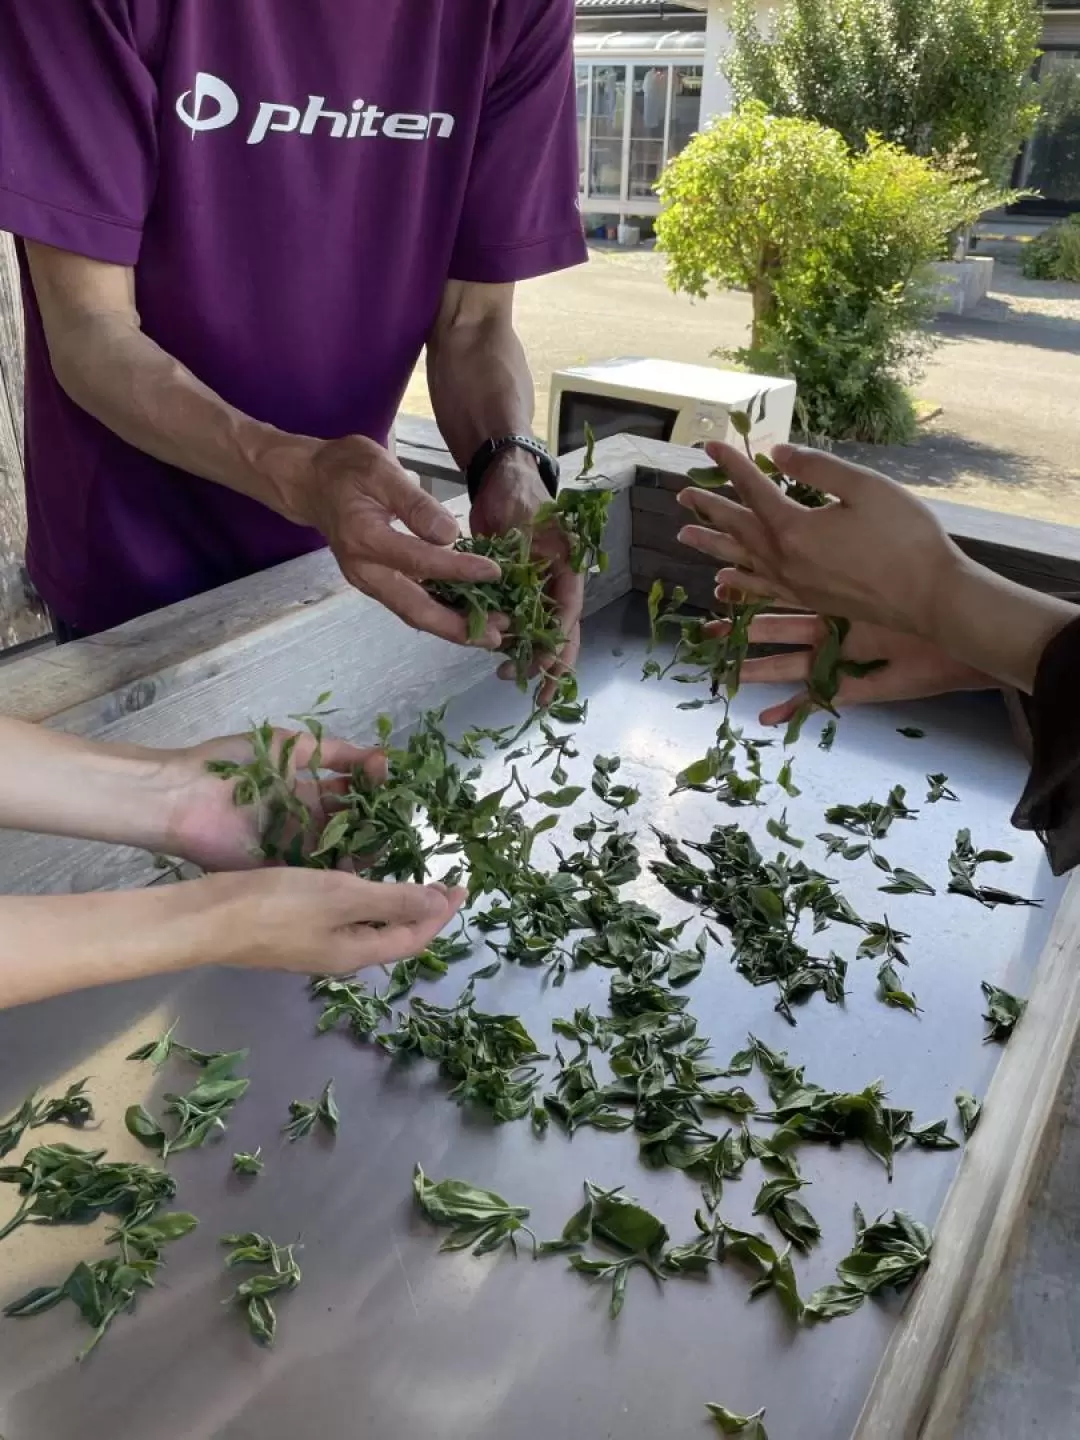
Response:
[706,614,994,727]
[676,441,964,638]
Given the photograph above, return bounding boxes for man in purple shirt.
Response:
[0,0,587,681]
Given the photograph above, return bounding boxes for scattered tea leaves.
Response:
[221,1231,302,1346]
[926,773,958,804]
[232,1149,264,1177]
[980,982,1027,1043]
[283,1081,338,1142]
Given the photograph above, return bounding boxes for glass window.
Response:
[1024,50,1080,205]
[628,65,669,200]
[575,64,590,196]
[588,65,627,200]
[668,65,703,161]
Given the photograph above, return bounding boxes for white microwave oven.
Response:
[548,358,797,458]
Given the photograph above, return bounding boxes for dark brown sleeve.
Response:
[1012,613,1080,876]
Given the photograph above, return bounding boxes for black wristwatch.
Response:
[465,435,560,504]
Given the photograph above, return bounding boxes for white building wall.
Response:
[701,0,774,124]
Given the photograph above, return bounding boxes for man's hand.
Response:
[157,728,385,872]
[707,614,994,727]
[294,436,507,648]
[471,452,584,705]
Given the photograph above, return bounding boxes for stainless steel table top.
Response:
[0,596,1059,1440]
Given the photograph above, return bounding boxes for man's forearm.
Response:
[427,286,537,469]
[0,716,180,852]
[47,311,316,523]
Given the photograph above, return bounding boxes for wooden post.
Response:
[0,230,48,650]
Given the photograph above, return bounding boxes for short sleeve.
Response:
[450,0,588,285]
[1011,612,1080,876]
[0,0,160,265]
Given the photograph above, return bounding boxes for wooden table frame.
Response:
[2,432,1079,1438]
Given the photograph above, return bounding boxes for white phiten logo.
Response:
[174,71,455,146]
[176,72,241,135]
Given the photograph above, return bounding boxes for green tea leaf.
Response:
[956,1090,982,1139]
[706,1402,769,1437]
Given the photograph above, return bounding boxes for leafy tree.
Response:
[657,104,1007,441]
[725,0,1043,183]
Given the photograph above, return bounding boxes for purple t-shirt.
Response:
[0,0,586,633]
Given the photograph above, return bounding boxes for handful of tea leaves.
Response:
[425,486,612,689]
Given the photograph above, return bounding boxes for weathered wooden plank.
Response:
[0,229,48,651]
[853,871,1080,1440]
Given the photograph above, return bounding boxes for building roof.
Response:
[576,1,708,13]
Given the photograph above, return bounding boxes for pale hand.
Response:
[677,441,966,640]
[707,614,994,727]
[295,435,506,648]
[194,869,467,975]
[158,729,386,872]
[471,453,584,705]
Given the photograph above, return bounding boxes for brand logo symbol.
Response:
[175,72,241,135]
[173,70,455,147]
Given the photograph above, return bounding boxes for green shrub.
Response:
[725,0,1042,184]
[1022,216,1080,282]
[656,104,1005,443]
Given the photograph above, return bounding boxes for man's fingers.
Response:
[771,444,887,504]
[366,525,500,584]
[549,568,585,637]
[351,566,503,648]
[536,621,581,707]
[365,463,463,547]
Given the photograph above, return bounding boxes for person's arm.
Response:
[24,243,502,648]
[0,715,465,1008]
[430,0,588,696]
[0,871,463,1011]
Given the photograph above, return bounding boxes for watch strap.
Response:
[465,435,560,504]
